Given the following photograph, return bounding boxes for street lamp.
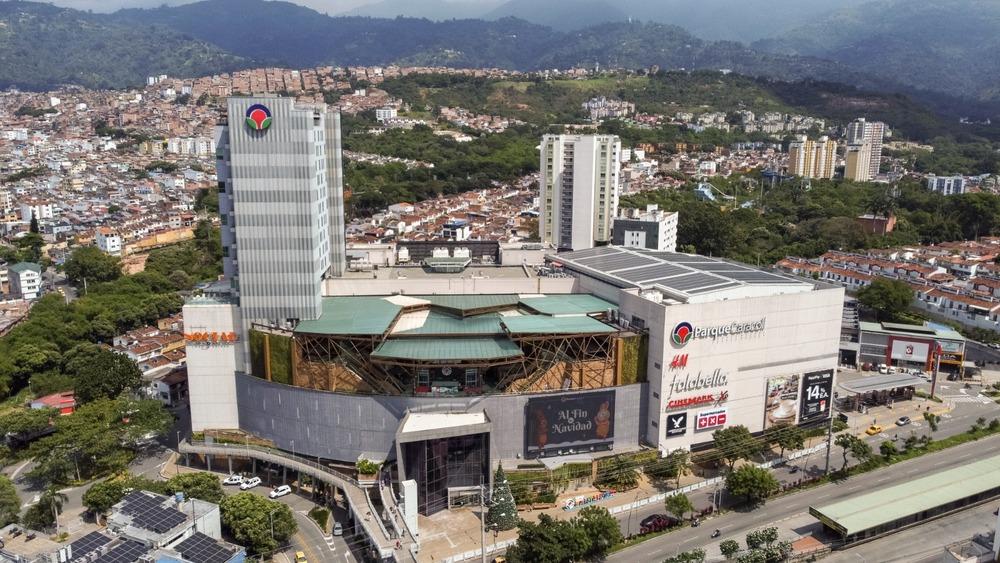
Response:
[268,508,279,541]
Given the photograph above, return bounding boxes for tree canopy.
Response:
[857,277,914,321]
[220,493,296,556]
[725,465,779,505]
[713,425,762,471]
[71,347,142,403]
[506,513,590,563]
[27,398,171,486]
[64,246,122,288]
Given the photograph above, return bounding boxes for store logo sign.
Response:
[696,407,728,430]
[666,412,687,436]
[672,322,694,346]
[184,331,238,344]
[905,345,914,355]
[672,318,766,347]
[670,354,688,369]
[245,103,272,131]
[669,368,728,394]
[666,391,727,411]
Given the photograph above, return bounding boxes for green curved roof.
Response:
[502,316,614,334]
[372,337,524,362]
[295,297,402,335]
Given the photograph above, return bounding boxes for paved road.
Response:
[614,388,1000,536]
[228,482,355,562]
[965,340,1000,365]
[608,434,1000,562]
[826,500,999,563]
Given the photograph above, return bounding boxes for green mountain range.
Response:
[0,1,245,91]
[1,0,998,122]
[753,0,1000,103]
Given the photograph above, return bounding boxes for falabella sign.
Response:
[672,318,766,347]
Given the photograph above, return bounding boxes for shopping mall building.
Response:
[186,246,844,514]
[550,246,844,453]
[184,96,845,521]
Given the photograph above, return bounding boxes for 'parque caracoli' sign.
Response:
[672,318,766,347]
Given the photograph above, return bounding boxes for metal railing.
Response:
[181,439,404,559]
[187,437,359,486]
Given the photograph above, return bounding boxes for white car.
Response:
[333,521,343,536]
[878,364,889,374]
[239,477,262,490]
[223,474,243,486]
[269,485,292,499]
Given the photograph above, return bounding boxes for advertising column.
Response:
[799,369,834,423]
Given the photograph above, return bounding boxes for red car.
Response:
[640,514,679,534]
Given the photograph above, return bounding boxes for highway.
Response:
[608,433,1000,562]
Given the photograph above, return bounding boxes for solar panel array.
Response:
[92,541,149,563]
[174,532,237,563]
[69,531,113,561]
[120,491,187,533]
[553,247,803,296]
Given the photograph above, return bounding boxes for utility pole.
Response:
[824,406,836,474]
[626,490,640,536]
[930,344,942,400]
[268,508,278,541]
[480,481,487,563]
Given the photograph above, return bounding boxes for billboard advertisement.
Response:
[526,391,615,458]
[890,340,931,362]
[763,374,800,429]
[799,370,833,423]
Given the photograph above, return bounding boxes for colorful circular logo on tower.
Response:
[672,321,694,346]
[245,104,272,131]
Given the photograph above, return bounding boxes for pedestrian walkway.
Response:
[178,439,415,561]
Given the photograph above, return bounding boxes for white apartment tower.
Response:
[788,135,837,179]
[845,142,873,182]
[539,134,621,251]
[216,97,346,324]
[846,118,886,179]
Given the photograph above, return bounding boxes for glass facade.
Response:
[402,433,490,515]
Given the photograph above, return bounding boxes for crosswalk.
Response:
[940,394,994,405]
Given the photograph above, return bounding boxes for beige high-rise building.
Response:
[539,134,621,251]
[788,135,837,179]
[846,118,885,178]
[845,142,873,181]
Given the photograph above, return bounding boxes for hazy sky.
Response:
[45,0,484,14]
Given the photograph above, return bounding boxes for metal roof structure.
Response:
[295,297,403,335]
[859,321,965,341]
[392,310,504,336]
[419,294,520,316]
[518,294,616,316]
[372,337,524,362]
[295,294,617,336]
[838,373,926,395]
[549,246,809,301]
[502,316,615,335]
[810,454,1000,536]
